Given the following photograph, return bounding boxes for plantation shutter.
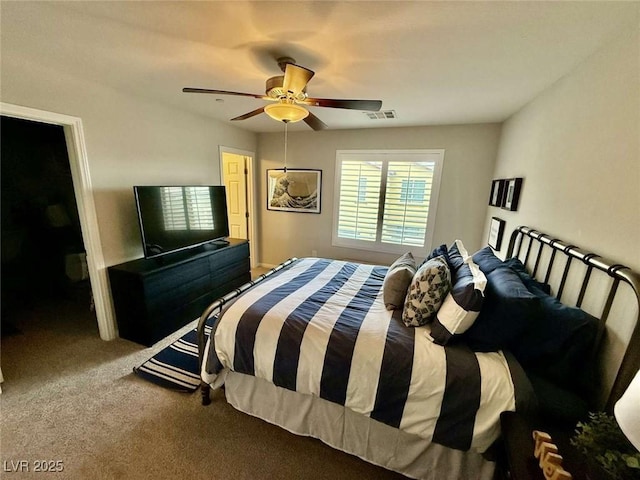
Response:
[381,162,434,247]
[337,160,383,242]
[333,150,444,255]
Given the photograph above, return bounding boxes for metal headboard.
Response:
[507,226,640,412]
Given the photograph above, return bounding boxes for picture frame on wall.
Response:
[488,217,505,250]
[266,168,322,214]
[489,179,506,206]
[502,177,523,211]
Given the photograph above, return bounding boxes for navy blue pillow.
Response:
[511,283,599,396]
[472,247,552,295]
[463,267,541,352]
[503,258,551,295]
[472,246,505,274]
[419,244,450,269]
[430,253,486,345]
[428,244,448,260]
[447,241,465,271]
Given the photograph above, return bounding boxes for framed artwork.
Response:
[502,177,523,211]
[267,168,322,214]
[488,217,505,250]
[489,179,506,206]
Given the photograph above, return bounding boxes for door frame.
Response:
[0,102,117,340]
[219,146,258,268]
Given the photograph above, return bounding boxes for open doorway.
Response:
[1,116,94,335]
[219,146,258,268]
[0,103,116,341]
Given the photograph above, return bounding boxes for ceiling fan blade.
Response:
[230,106,265,121]
[303,112,328,131]
[282,64,314,96]
[183,87,268,100]
[303,98,382,111]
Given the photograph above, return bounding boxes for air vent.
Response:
[365,110,397,120]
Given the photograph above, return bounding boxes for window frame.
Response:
[332,149,445,255]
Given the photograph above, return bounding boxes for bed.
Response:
[196,226,640,480]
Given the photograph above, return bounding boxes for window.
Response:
[160,186,215,231]
[332,150,444,254]
[400,179,426,204]
[357,177,368,203]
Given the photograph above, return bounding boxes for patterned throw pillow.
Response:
[430,240,487,345]
[383,252,417,310]
[402,255,451,327]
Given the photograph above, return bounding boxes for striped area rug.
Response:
[133,259,298,392]
[133,324,213,392]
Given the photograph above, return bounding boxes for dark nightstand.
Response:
[496,411,593,480]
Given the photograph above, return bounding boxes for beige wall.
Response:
[484,22,640,272]
[1,57,257,267]
[257,124,501,266]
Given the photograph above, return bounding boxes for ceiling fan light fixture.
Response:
[264,102,309,123]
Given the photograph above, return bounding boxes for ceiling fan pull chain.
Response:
[283,120,288,172]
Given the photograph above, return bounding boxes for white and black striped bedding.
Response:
[202,258,519,452]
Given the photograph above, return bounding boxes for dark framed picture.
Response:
[502,177,523,211]
[488,217,505,250]
[267,168,322,214]
[489,179,506,206]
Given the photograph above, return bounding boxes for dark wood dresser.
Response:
[108,239,250,346]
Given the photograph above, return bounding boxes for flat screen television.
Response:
[134,185,229,258]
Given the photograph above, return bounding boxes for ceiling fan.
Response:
[183,57,383,130]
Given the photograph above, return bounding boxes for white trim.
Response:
[219,146,258,268]
[0,102,117,340]
[332,149,445,256]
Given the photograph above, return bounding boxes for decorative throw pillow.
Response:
[401,255,451,327]
[383,252,417,310]
[429,240,487,345]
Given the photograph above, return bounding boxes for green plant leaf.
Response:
[571,411,640,480]
[624,455,639,469]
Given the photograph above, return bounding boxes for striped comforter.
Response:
[202,258,517,452]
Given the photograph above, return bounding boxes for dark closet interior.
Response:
[1,116,89,331]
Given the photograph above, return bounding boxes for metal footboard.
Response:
[196,258,298,405]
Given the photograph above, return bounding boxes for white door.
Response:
[221,153,248,240]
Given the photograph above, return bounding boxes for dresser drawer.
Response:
[109,239,251,346]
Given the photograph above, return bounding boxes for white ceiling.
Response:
[2,1,638,133]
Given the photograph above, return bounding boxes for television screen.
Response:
[134,185,229,258]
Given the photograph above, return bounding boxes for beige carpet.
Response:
[0,287,407,480]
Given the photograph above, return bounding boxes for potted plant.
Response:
[571,412,640,480]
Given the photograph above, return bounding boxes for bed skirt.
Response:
[223,371,495,480]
